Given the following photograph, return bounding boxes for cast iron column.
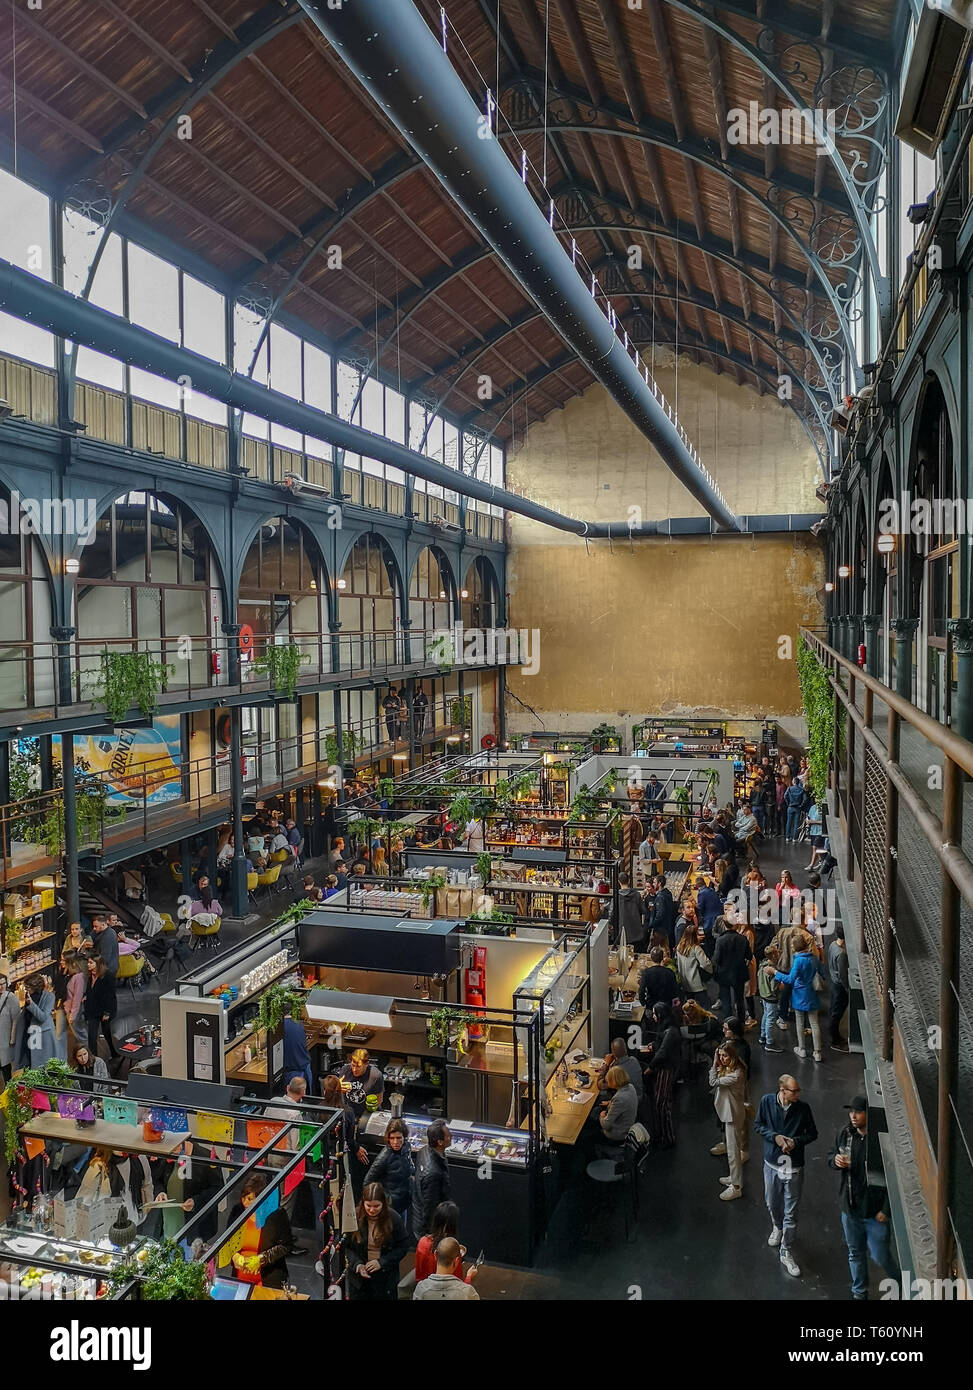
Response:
[890,618,919,703]
[946,618,973,743]
[51,625,80,925]
[862,615,880,679]
[222,622,248,917]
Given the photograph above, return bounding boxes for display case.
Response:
[513,937,590,1076]
[360,1110,530,1168]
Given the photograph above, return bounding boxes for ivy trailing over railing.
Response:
[252,643,309,700]
[90,649,175,723]
[796,636,844,803]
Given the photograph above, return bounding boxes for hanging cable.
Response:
[542,0,550,187]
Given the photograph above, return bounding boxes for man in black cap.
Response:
[829,1095,900,1300]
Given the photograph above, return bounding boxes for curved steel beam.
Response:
[341,200,841,407]
[505,121,859,372]
[662,0,892,69]
[657,0,885,311]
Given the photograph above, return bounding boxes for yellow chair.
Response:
[169,862,183,884]
[269,848,289,865]
[159,912,177,934]
[247,871,259,908]
[116,950,147,997]
[190,918,222,951]
[256,863,282,899]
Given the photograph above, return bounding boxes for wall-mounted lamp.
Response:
[460,589,469,598]
[65,557,80,574]
[824,582,835,593]
[838,564,851,579]
[876,533,896,555]
[336,578,347,590]
[392,752,409,761]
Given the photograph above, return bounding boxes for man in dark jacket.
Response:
[637,948,679,1010]
[652,876,676,949]
[829,1095,900,1299]
[828,926,850,1050]
[91,916,119,977]
[610,873,646,951]
[754,1074,818,1278]
[711,919,752,1024]
[410,1120,452,1237]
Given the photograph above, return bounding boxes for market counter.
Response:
[542,1059,600,1146]
[19,1113,190,1158]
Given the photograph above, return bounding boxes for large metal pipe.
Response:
[297,0,740,533]
[0,258,667,537]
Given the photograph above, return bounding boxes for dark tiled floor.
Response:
[107,838,877,1300]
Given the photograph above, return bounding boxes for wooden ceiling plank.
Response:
[594,0,642,123]
[645,0,687,143]
[552,0,605,106]
[13,7,148,119]
[0,69,104,154]
[206,91,337,209]
[247,53,375,186]
[94,0,193,83]
[137,172,267,262]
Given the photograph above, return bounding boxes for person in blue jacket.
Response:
[774,933,822,1061]
[696,879,722,937]
[15,973,58,1068]
[783,777,808,843]
[282,1005,313,1089]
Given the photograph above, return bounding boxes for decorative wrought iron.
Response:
[63,180,113,232]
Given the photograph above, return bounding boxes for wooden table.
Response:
[20,1112,189,1158]
[249,1286,310,1301]
[608,953,649,994]
[544,1058,601,1146]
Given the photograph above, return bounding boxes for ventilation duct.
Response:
[296,0,741,533]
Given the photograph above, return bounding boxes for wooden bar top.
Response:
[20,1112,190,1157]
[543,1058,600,1146]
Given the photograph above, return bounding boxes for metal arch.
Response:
[505,120,860,376]
[655,0,888,309]
[465,340,828,481]
[659,0,892,69]
[411,297,832,460]
[61,4,304,414]
[349,202,842,410]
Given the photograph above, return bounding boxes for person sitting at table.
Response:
[301,875,325,903]
[322,874,340,899]
[334,863,350,891]
[596,1037,644,1100]
[596,1065,639,1157]
[229,1173,294,1291]
[188,876,222,928]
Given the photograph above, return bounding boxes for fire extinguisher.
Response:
[857,643,866,669]
[240,755,247,777]
[211,651,222,676]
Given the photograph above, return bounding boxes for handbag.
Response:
[812,971,826,992]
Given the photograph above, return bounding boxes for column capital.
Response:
[221,622,241,637]
[50,625,76,642]
[890,617,919,637]
[947,618,973,655]
[861,615,880,630]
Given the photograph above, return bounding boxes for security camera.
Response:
[908,198,934,226]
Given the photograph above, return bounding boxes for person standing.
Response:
[413,1237,480,1300]
[652,875,676,950]
[829,1095,900,1300]
[775,933,823,1063]
[783,777,806,843]
[16,973,57,1068]
[637,947,678,1010]
[282,1004,313,1089]
[712,918,752,1025]
[411,1121,453,1239]
[382,686,402,743]
[643,1003,681,1149]
[413,683,429,738]
[709,1041,747,1202]
[263,1075,309,1233]
[754,1074,818,1277]
[90,916,119,978]
[610,873,646,952]
[363,1118,414,1227]
[828,926,850,1051]
[0,975,18,1083]
[757,947,783,1053]
[83,957,119,1060]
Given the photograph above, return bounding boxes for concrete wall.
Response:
[505,361,824,727]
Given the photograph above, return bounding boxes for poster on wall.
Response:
[56,716,182,807]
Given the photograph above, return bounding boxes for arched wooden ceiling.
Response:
[0,0,898,449]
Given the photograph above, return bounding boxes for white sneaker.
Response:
[780,1248,801,1277]
[793,1046,807,1059]
[719,1186,742,1201]
[710,1142,727,1156]
[768,1226,782,1247]
[813,1051,822,1063]
[776,1019,790,1031]
[719,1175,735,1186]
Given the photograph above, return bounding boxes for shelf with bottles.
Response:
[514,937,589,1048]
[6,929,57,955]
[6,951,56,983]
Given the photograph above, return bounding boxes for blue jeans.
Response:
[760,998,779,1043]
[841,1211,900,1298]
[753,804,765,831]
[785,807,802,840]
[763,1158,805,1251]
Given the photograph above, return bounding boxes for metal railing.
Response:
[801,627,972,1279]
[0,625,517,723]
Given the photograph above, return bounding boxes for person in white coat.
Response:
[0,975,19,1083]
[709,1041,747,1202]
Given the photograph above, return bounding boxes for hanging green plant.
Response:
[2,916,24,953]
[493,778,512,809]
[448,793,474,828]
[426,633,454,673]
[797,637,844,802]
[377,777,395,799]
[255,982,305,1035]
[548,760,571,775]
[426,1006,476,1049]
[567,783,601,823]
[274,899,316,930]
[324,730,365,765]
[450,696,472,727]
[89,649,175,723]
[23,782,109,856]
[1,1060,78,1165]
[251,643,308,700]
[475,851,494,885]
[107,1240,209,1301]
[673,785,690,813]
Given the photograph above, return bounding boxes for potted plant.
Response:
[377,777,395,800]
[324,730,364,765]
[89,649,175,723]
[426,633,454,673]
[475,851,494,886]
[426,1006,476,1050]
[1,1060,78,1165]
[419,872,447,911]
[449,696,472,727]
[107,1240,209,1301]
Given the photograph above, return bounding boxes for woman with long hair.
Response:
[774,930,823,1062]
[344,1182,408,1301]
[82,956,118,1059]
[709,1040,746,1201]
[674,922,713,1005]
[61,952,88,1054]
[414,1200,477,1285]
[644,1002,681,1149]
[363,1118,413,1225]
